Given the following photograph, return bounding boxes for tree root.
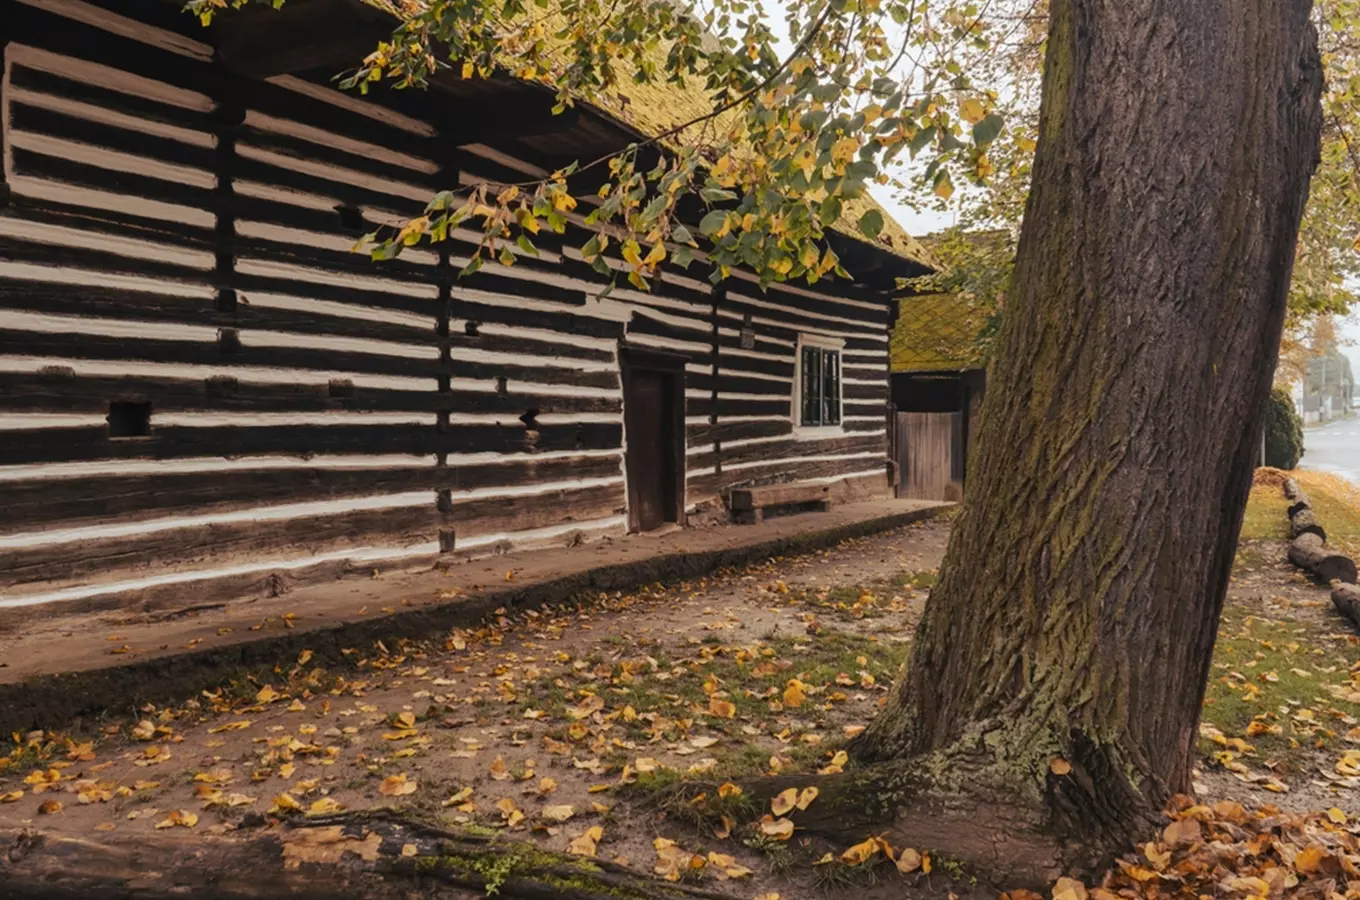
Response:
[1,810,745,900]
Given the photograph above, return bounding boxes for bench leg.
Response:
[734,508,764,525]
[812,500,832,513]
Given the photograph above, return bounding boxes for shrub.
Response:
[1264,387,1304,470]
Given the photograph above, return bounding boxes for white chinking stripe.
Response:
[476,322,617,353]
[684,414,784,425]
[9,131,216,190]
[244,292,434,330]
[0,219,216,270]
[0,262,214,299]
[0,455,439,482]
[0,477,623,550]
[440,412,621,425]
[717,326,796,349]
[244,330,438,361]
[235,179,339,212]
[0,356,432,391]
[0,492,434,549]
[726,269,890,314]
[243,111,439,175]
[716,307,882,344]
[236,258,439,299]
[151,411,434,427]
[4,177,215,228]
[8,87,216,148]
[684,389,790,402]
[458,143,548,178]
[721,296,887,341]
[684,450,883,477]
[0,447,621,483]
[266,75,436,137]
[235,220,439,267]
[7,44,215,111]
[625,333,710,356]
[0,543,441,610]
[452,285,628,323]
[0,413,109,430]
[236,143,429,203]
[13,0,215,60]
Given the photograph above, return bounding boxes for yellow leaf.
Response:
[758,815,794,840]
[644,243,666,266]
[709,698,736,718]
[378,774,417,797]
[270,793,302,814]
[896,847,922,873]
[960,98,987,124]
[1328,807,1348,824]
[155,809,198,829]
[796,786,819,811]
[841,837,881,865]
[256,685,280,704]
[131,720,156,741]
[1295,846,1333,874]
[718,783,743,799]
[568,825,604,857]
[489,756,510,781]
[782,680,807,709]
[442,787,474,808]
[934,172,955,201]
[38,799,62,815]
[771,788,798,816]
[1052,877,1088,900]
[1049,757,1072,776]
[542,804,575,823]
[1163,818,1201,846]
[0,790,23,803]
[297,649,313,667]
[308,797,343,815]
[401,843,418,858]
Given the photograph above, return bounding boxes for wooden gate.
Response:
[894,411,964,501]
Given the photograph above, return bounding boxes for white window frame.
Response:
[792,333,846,439]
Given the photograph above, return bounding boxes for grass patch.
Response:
[1199,605,1360,772]
[1242,471,1360,556]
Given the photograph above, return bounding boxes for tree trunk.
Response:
[850,0,1323,883]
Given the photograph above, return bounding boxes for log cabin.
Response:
[0,0,935,618]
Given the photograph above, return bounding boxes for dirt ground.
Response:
[5,501,1360,899]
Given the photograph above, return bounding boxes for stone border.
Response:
[0,504,951,736]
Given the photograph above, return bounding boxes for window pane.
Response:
[823,350,840,425]
[801,346,821,426]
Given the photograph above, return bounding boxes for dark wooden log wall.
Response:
[0,0,891,616]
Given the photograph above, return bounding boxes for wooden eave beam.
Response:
[213,0,394,78]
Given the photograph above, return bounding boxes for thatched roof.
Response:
[891,291,989,372]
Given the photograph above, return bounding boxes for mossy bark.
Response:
[851,0,1324,882]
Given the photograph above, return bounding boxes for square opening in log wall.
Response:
[108,401,152,438]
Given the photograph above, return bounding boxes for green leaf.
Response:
[459,255,484,278]
[700,187,738,203]
[672,246,695,269]
[909,126,937,155]
[972,113,1005,148]
[699,210,728,236]
[858,209,884,240]
[671,224,696,246]
[516,234,539,257]
[819,196,843,225]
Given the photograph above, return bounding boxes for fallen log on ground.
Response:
[1288,532,1358,585]
[1288,504,1327,541]
[1,811,744,900]
[1334,583,1360,625]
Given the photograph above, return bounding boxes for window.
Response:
[796,336,843,430]
[108,401,151,438]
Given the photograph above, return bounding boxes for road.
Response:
[1301,417,1360,484]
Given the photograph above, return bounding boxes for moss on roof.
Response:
[891,291,989,372]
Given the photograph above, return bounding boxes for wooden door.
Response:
[623,362,681,532]
[895,411,963,501]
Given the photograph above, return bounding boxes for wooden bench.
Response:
[729,482,832,524]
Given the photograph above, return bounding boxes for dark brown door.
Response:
[624,367,679,532]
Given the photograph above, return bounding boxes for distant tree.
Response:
[1265,387,1306,470]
